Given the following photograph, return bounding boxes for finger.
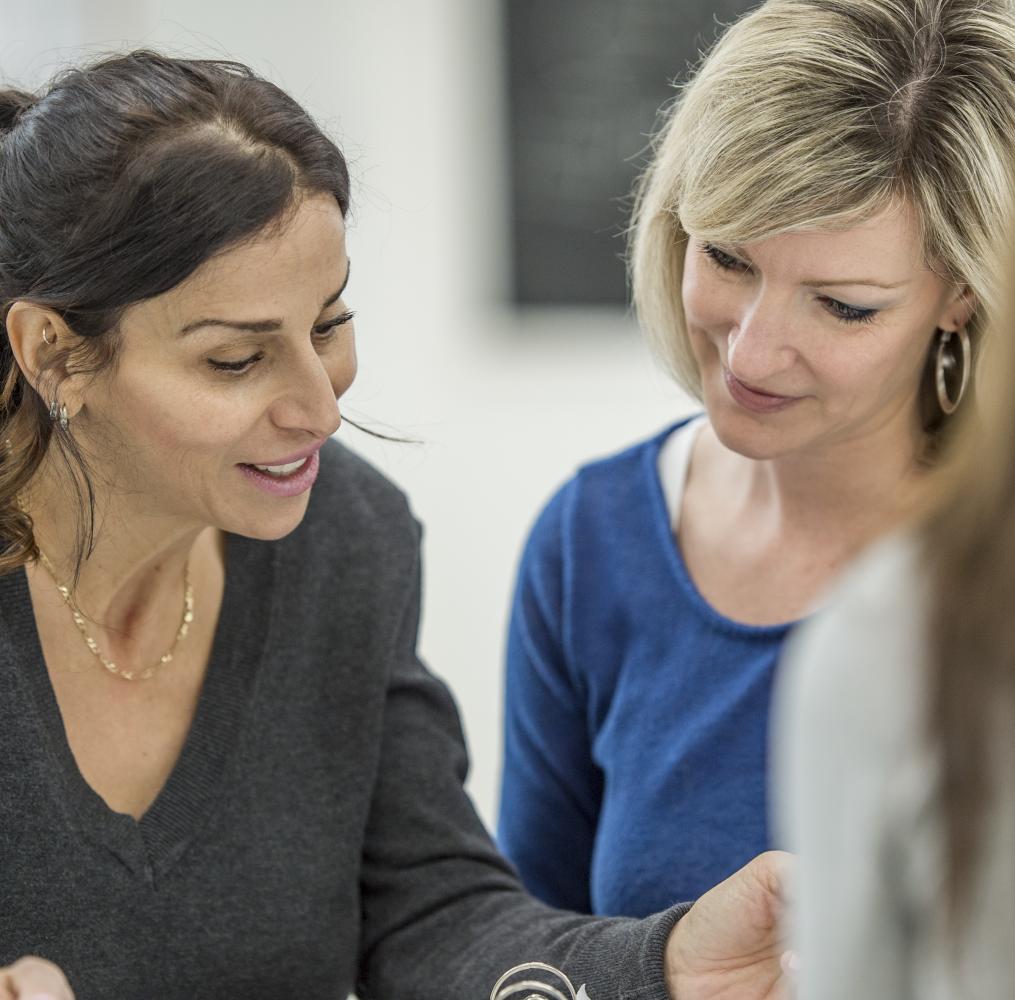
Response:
[2,956,74,1000]
[749,849,795,913]
[755,849,794,892]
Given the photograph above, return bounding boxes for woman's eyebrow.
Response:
[800,275,909,289]
[178,258,352,336]
[721,242,909,290]
[324,257,352,306]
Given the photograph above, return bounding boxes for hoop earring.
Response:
[42,326,56,346]
[935,327,971,416]
[48,399,69,432]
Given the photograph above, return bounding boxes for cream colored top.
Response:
[774,532,1015,1000]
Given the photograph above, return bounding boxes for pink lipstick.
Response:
[239,448,321,498]
[722,368,803,414]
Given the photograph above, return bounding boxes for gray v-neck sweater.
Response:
[0,439,686,1000]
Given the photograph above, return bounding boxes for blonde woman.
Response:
[498,0,1015,917]
[775,215,1015,999]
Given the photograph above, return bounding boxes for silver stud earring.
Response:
[48,399,69,432]
[935,327,971,416]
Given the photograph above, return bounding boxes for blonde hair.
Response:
[631,0,1015,425]
[922,212,1015,924]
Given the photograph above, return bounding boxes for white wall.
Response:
[1,0,694,827]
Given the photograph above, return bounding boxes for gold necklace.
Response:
[36,549,195,682]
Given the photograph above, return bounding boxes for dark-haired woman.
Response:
[0,52,785,1000]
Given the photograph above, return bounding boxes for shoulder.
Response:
[309,436,413,526]
[779,532,929,753]
[773,532,932,862]
[525,416,698,550]
[797,532,927,674]
[572,416,698,491]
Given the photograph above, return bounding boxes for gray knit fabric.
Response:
[0,439,688,1000]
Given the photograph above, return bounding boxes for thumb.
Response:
[1,956,74,1000]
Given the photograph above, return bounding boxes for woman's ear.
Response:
[940,284,976,332]
[5,302,85,417]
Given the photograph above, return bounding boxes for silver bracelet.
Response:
[490,962,591,1000]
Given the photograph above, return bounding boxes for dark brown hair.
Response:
[0,50,350,575]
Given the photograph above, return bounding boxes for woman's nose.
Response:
[270,350,352,439]
[726,295,797,386]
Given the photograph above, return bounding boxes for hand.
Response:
[664,850,793,1000]
[0,956,74,1000]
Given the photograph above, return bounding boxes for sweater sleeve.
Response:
[772,540,922,1000]
[356,516,686,1000]
[497,484,603,913]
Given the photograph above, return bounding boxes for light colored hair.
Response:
[923,210,1015,926]
[630,0,1015,429]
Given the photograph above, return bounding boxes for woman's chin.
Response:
[218,499,312,542]
[705,395,812,462]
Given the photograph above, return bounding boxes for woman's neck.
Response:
[705,407,928,547]
[24,464,214,641]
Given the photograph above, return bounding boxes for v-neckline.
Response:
[0,532,276,885]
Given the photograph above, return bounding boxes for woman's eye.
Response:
[821,297,877,325]
[698,242,878,325]
[208,351,264,375]
[204,311,354,375]
[312,309,356,341]
[701,243,748,272]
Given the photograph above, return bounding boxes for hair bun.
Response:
[0,88,39,132]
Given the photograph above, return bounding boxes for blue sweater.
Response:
[498,420,794,917]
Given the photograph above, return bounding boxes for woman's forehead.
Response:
[698,202,931,279]
[132,196,348,327]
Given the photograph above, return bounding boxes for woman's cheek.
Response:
[682,257,735,333]
[331,334,358,399]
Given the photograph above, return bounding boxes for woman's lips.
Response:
[239,449,321,498]
[722,368,803,414]
[247,440,326,468]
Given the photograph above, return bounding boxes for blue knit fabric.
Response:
[497,419,795,917]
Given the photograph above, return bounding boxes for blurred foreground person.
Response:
[776,210,1015,998]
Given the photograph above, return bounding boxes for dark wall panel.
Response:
[506,0,759,306]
